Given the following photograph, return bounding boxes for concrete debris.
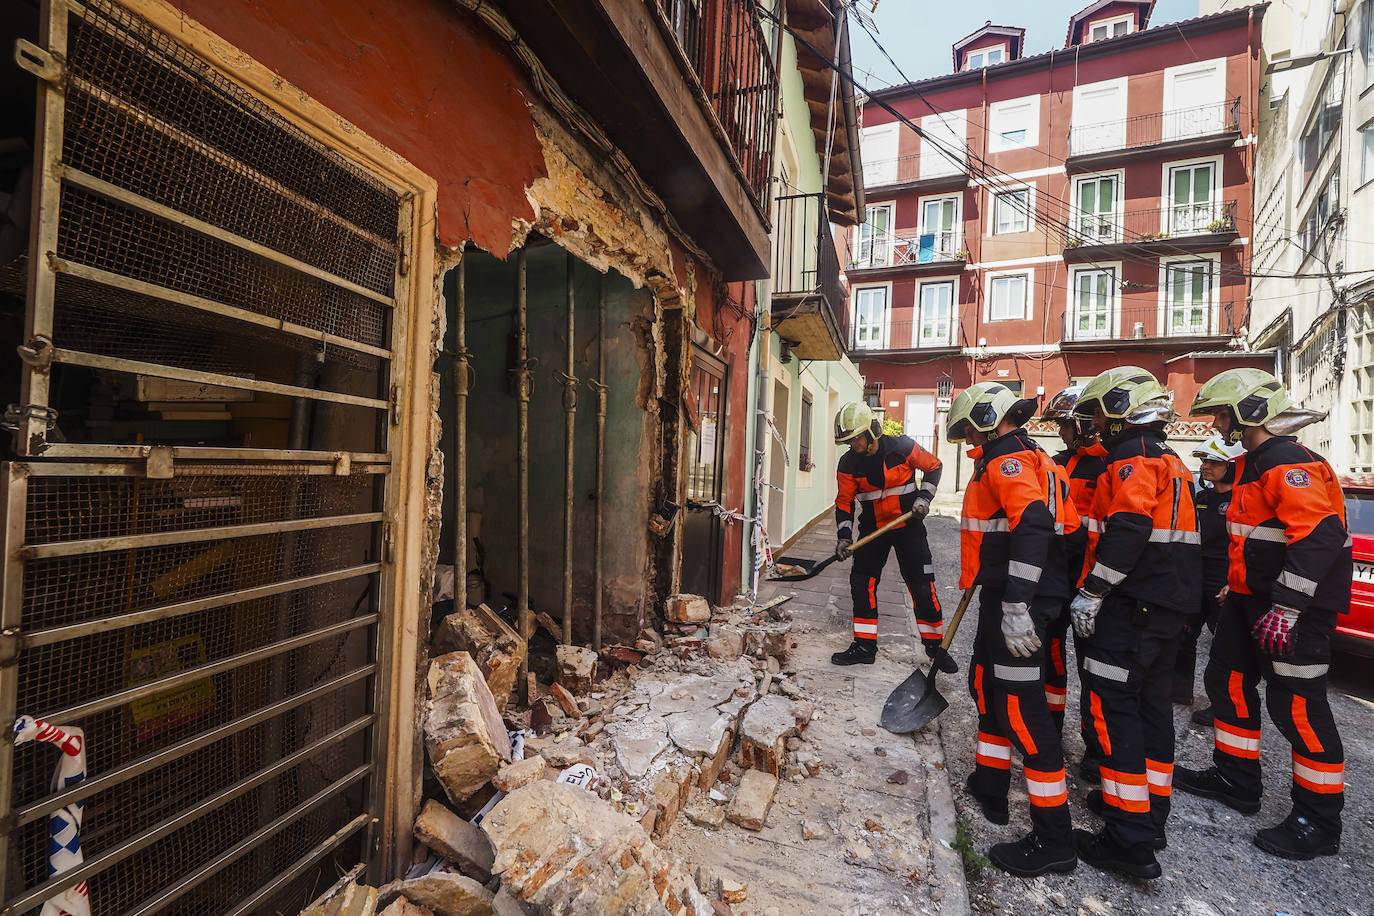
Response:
[705,625,744,661]
[425,652,513,803]
[725,769,777,831]
[554,645,598,694]
[300,880,378,916]
[413,799,497,883]
[716,870,747,905]
[433,605,526,713]
[547,682,580,718]
[664,594,711,624]
[887,769,909,785]
[540,743,593,769]
[492,757,546,793]
[481,781,713,916]
[379,899,436,916]
[376,873,495,916]
[683,799,726,829]
[738,696,798,776]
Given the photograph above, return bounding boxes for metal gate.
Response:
[2,0,408,912]
[681,347,728,602]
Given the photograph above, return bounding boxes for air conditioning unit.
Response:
[1132,322,1146,339]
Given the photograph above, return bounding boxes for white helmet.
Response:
[1190,434,1245,463]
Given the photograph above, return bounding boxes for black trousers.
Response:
[1204,593,1345,834]
[968,586,1072,843]
[848,523,941,645]
[1174,576,1225,694]
[1079,594,1184,848]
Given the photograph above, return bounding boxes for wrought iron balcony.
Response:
[848,228,967,274]
[1067,98,1241,167]
[1062,300,1237,345]
[849,318,958,353]
[1063,200,1238,259]
[771,192,848,360]
[859,154,969,192]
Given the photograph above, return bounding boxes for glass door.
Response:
[1167,261,1212,335]
[918,281,953,346]
[1072,268,1113,339]
[1169,163,1216,234]
[1075,176,1117,243]
[853,287,888,348]
[856,205,892,268]
[921,197,958,261]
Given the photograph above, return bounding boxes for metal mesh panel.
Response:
[64,4,400,293]
[57,187,390,352]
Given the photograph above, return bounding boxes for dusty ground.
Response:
[662,517,968,916]
[924,514,1374,916]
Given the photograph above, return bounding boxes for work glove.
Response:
[912,496,931,519]
[834,538,854,561]
[1070,588,1105,639]
[1001,601,1041,658]
[922,638,959,673]
[1252,604,1300,657]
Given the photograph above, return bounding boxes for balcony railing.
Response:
[772,192,848,341]
[1068,98,1241,158]
[1063,301,1237,343]
[1065,200,1238,249]
[849,318,957,352]
[653,0,779,208]
[849,228,966,271]
[859,153,967,189]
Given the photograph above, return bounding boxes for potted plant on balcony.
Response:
[1205,215,1234,233]
[954,248,970,262]
[1064,235,1085,250]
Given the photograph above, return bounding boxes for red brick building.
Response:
[847,1,1274,462]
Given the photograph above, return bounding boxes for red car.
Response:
[1338,476,1374,657]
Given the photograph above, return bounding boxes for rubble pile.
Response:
[302,593,820,916]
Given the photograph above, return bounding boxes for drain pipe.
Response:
[560,253,578,644]
[453,249,469,606]
[514,248,532,686]
[589,274,609,650]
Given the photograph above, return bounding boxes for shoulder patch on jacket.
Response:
[1284,468,1312,488]
[999,458,1023,477]
[1118,464,1134,481]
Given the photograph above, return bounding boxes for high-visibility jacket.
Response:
[835,434,942,539]
[1226,436,1351,614]
[1079,426,1200,613]
[1053,443,1108,518]
[959,430,1080,604]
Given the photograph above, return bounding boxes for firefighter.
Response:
[948,382,1079,877]
[1069,367,1200,879]
[1175,435,1244,718]
[831,401,949,668]
[1038,385,1106,735]
[1178,368,1348,860]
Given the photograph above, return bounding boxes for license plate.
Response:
[1355,564,1374,585]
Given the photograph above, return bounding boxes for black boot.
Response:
[1078,755,1102,785]
[1190,705,1215,727]
[830,640,876,666]
[1169,674,1194,706]
[964,773,1009,826]
[1254,813,1340,860]
[922,640,959,674]
[1174,765,1261,814]
[1084,790,1167,849]
[987,831,1076,878]
[1073,827,1162,879]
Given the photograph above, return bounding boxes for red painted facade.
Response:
[850,5,1270,437]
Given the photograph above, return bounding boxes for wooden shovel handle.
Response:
[845,509,917,555]
[940,586,976,651]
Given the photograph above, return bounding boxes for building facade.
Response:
[847,1,1273,490]
[1234,0,1374,474]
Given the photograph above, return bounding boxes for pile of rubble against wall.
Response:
[300,592,822,916]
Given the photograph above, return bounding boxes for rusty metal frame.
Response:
[0,465,28,901]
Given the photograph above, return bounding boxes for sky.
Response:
[849,0,1203,90]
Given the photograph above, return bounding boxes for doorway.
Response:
[905,393,937,452]
[681,346,729,601]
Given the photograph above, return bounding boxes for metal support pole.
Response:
[453,250,469,608]
[560,254,577,645]
[514,249,532,685]
[590,274,608,650]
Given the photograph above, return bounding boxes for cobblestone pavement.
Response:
[662,516,970,916]
[923,513,1374,916]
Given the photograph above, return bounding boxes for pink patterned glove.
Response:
[1251,605,1299,657]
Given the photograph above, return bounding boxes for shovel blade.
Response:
[880,668,949,734]
[769,555,826,581]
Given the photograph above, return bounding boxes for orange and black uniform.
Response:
[1045,443,1106,729]
[1078,425,1200,850]
[1206,436,1349,834]
[835,434,943,647]
[961,430,1079,843]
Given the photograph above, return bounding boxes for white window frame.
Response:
[1088,14,1134,42]
[854,202,895,268]
[917,278,958,348]
[1361,121,1374,188]
[860,122,901,187]
[1070,169,1124,245]
[917,192,961,261]
[1066,262,1121,341]
[1157,252,1222,338]
[985,268,1034,322]
[990,184,1035,236]
[1162,58,1227,140]
[1160,154,1223,236]
[1071,77,1129,155]
[965,44,1007,70]
[920,109,967,180]
[852,282,893,349]
[988,95,1041,153]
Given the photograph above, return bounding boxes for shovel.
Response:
[880,585,974,734]
[770,509,917,582]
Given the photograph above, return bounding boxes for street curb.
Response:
[903,604,972,915]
